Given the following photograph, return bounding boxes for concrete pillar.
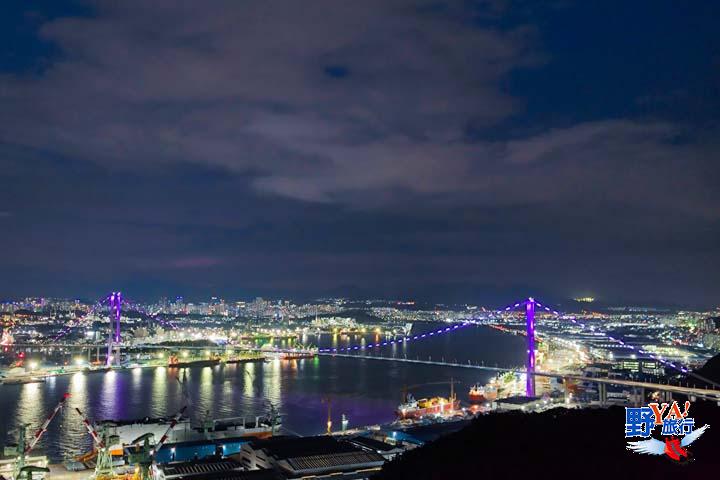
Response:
[598,383,606,407]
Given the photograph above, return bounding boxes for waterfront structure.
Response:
[496,396,544,412]
[157,458,282,480]
[237,436,385,479]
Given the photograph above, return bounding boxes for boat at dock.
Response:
[167,356,220,368]
[224,356,265,364]
[64,412,280,470]
[1,375,46,385]
[278,352,316,360]
[468,384,497,403]
[106,411,279,450]
[396,394,460,419]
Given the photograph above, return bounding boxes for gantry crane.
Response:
[7,393,70,480]
[401,379,460,403]
[75,408,120,480]
[127,407,187,480]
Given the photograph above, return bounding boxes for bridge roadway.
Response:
[8,343,295,350]
[11,343,720,400]
[320,353,720,400]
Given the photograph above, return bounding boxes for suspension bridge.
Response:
[16,292,720,402]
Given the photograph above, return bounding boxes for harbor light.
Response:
[29,361,38,371]
[74,358,84,366]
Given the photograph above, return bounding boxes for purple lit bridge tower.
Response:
[525,298,536,397]
[106,291,122,366]
[500,297,537,397]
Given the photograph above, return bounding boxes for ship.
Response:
[64,411,281,462]
[167,355,221,368]
[278,351,316,360]
[225,357,265,364]
[396,394,460,419]
[468,384,497,403]
[107,414,279,449]
[1,375,46,385]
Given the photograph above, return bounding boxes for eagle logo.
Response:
[627,425,709,462]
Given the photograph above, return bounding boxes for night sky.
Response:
[1,1,719,306]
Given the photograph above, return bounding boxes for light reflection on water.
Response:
[0,324,525,462]
[17,382,44,431]
[151,367,169,417]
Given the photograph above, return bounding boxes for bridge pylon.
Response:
[526,298,536,397]
[106,292,122,367]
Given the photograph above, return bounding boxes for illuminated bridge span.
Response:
[318,296,711,396]
[316,297,549,396]
[41,293,710,396]
[322,353,720,402]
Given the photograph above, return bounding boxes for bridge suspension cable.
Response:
[321,296,709,394]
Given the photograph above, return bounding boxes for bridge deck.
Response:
[320,353,720,399]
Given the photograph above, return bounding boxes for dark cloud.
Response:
[0,1,718,305]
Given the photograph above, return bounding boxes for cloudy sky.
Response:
[1,1,718,306]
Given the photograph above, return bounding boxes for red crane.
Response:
[75,407,105,448]
[25,393,71,454]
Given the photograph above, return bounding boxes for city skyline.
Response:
[1,1,719,306]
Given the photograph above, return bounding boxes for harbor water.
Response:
[0,324,525,462]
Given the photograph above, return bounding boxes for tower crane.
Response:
[7,393,70,480]
[127,407,187,480]
[75,408,119,480]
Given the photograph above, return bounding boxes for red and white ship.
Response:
[468,384,497,403]
[396,393,460,419]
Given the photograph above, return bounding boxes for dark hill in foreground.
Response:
[696,351,720,384]
[376,404,720,479]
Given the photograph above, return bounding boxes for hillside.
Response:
[376,404,720,479]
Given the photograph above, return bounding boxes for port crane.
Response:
[127,406,187,480]
[75,408,120,480]
[6,393,70,480]
[401,379,460,403]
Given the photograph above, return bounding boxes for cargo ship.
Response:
[278,352,316,360]
[104,413,279,449]
[468,384,497,403]
[1,375,46,385]
[167,355,221,368]
[64,411,281,470]
[396,394,460,419]
[225,355,266,364]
